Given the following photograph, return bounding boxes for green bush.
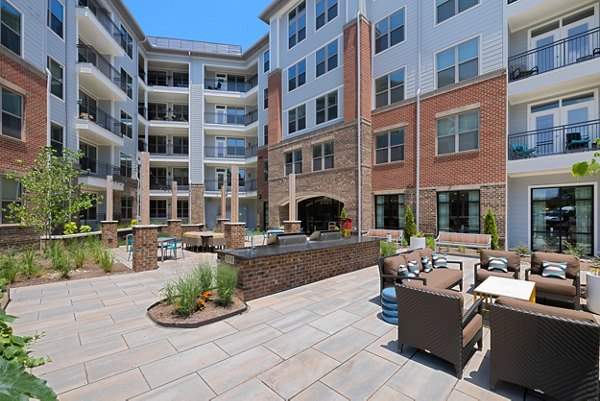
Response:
[174,275,200,317]
[216,264,238,307]
[86,237,104,265]
[380,241,397,257]
[511,243,530,256]
[98,250,114,273]
[79,225,92,233]
[426,236,435,250]
[458,245,466,254]
[63,222,77,235]
[564,241,585,258]
[483,209,499,250]
[20,249,43,278]
[69,244,86,269]
[161,281,176,305]
[0,255,19,283]
[50,246,71,278]
[403,206,416,243]
[196,264,214,294]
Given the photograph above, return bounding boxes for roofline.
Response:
[259,0,289,23]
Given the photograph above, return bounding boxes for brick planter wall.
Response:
[0,225,39,250]
[166,220,182,238]
[101,221,118,248]
[224,222,246,249]
[132,225,159,272]
[189,184,206,225]
[216,218,230,233]
[283,221,301,233]
[182,224,204,234]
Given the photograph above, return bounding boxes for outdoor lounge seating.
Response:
[565,131,591,150]
[473,249,521,287]
[489,296,599,400]
[366,229,403,243]
[510,66,538,81]
[511,143,536,158]
[525,251,581,310]
[395,284,483,379]
[435,232,491,252]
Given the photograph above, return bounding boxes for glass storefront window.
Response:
[375,194,405,230]
[437,190,480,233]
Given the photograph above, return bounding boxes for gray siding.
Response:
[190,60,205,183]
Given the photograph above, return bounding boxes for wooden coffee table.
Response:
[474,276,536,312]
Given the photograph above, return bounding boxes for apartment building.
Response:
[505,0,600,255]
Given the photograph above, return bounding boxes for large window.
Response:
[173,168,188,186]
[264,88,268,109]
[1,176,20,224]
[120,196,133,220]
[1,88,22,140]
[437,110,479,155]
[48,57,63,99]
[316,40,338,77]
[313,141,334,171]
[437,37,479,88]
[316,0,337,30]
[288,59,306,91]
[375,129,404,164]
[375,8,405,54]
[120,68,133,98]
[47,0,63,38]
[149,200,167,219]
[50,123,63,156]
[316,91,338,125]
[263,124,269,145]
[120,25,133,58]
[148,135,167,154]
[375,67,404,108]
[285,149,302,175]
[263,50,270,73]
[173,137,188,155]
[120,110,132,138]
[1,0,21,55]
[531,186,594,255]
[177,200,189,219]
[288,104,306,134]
[437,0,478,24]
[120,153,132,178]
[437,190,480,233]
[375,194,405,230]
[288,2,306,49]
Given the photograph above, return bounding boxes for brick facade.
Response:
[343,16,373,123]
[166,219,183,238]
[283,220,301,233]
[189,184,205,225]
[224,222,245,249]
[101,221,118,248]
[267,70,283,146]
[0,225,39,250]
[132,225,158,272]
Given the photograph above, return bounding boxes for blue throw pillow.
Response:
[421,256,433,273]
[407,260,420,277]
[542,261,567,280]
[432,253,448,268]
[487,256,508,273]
[398,264,418,278]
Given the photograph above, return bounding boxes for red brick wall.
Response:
[344,17,373,122]
[0,50,47,174]
[257,147,269,199]
[267,70,283,146]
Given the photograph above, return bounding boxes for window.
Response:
[375,8,405,54]
[47,57,63,99]
[120,25,133,58]
[79,142,97,174]
[149,200,167,219]
[437,190,480,233]
[263,50,270,73]
[120,68,133,98]
[288,2,306,49]
[375,67,404,108]
[316,0,337,30]
[437,0,478,24]
[1,176,20,224]
[313,141,334,171]
[375,129,404,164]
[437,37,479,88]
[263,161,269,181]
[288,104,306,134]
[120,153,132,178]
[47,0,63,38]
[120,196,133,220]
[1,0,21,55]
[285,149,302,175]
[288,59,306,91]
[264,88,268,109]
[263,124,269,145]
[173,168,188,186]
[316,40,338,77]
[172,104,189,122]
[148,135,167,154]
[1,88,22,140]
[177,200,189,219]
[437,110,479,155]
[120,110,132,138]
[316,91,338,124]
[50,123,63,156]
[375,194,405,229]
[172,137,188,155]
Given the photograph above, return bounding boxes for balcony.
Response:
[138,104,147,120]
[76,0,124,57]
[204,179,257,194]
[77,44,127,102]
[204,110,258,126]
[204,146,257,159]
[204,75,258,93]
[150,180,190,192]
[148,105,189,130]
[507,119,599,175]
[506,0,595,33]
[204,75,259,106]
[79,158,125,191]
[76,102,124,147]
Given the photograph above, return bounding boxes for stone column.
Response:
[132,225,159,272]
[171,181,178,220]
[216,218,230,233]
[106,176,114,221]
[101,220,118,248]
[167,180,182,238]
[189,183,205,225]
[231,165,239,223]
[288,173,296,221]
[283,220,302,234]
[139,152,150,225]
[224,222,246,249]
[220,185,227,218]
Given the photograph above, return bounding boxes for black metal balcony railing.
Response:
[507,0,519,4]
[204,110,258,126]
[77,44,122,89]
[78,101,123,137]
[508,119,600,160]
[509,28,600,81]
[204,179,257,192]
[77,0,124,43]
[149,180,190,191]
[138,104,147,119]
[79,157,121,178]
[148,144,189,156]
[204,146,257,159]
[204,75,259,92]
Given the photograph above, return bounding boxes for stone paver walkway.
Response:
[8,254,542,401]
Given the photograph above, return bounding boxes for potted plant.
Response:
[410,232,426,250]
[586,256,600,314]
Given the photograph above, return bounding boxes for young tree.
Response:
[483,209,499,250]
[403,206,416,244]
[572,139,600,177]
[4,147,100,239]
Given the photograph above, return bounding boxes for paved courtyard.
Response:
[8,253,543,400]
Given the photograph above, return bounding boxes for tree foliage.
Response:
[572,139,600,178]
[4,147,100,238]
[403,206,416,243]
[483,209,499,250]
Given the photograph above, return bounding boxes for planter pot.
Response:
[410,237,426,250]
[586,273,600,314]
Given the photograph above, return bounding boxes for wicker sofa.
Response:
[473,250,521,287]
[490,296,599,400]
[395,284,483,379]
[525,251,581,310]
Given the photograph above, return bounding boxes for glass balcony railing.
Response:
[204,146,257,159]
[204,75,259,92]
[508,28,600,81]
[147,71,189,88]
[148,144,189,156]
[77,44,123,90]
[148,105,189,122]
[204,179,257,192]
[204,110,258,126]
[508,119,600,160]
[149,180,189,191]
[77,0,124,43]
[78,101,123,137]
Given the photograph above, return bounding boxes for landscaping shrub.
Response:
[50,246,71,278]
[63,222,77,235]
[511,243,530,256]
[483,209,499,250]
[161,281,176,305]
[216,264,238,307]
[174,275,201,317]
[79,225,91,233]
[380,241,397,257]
[403,206,416,244]
[426,236,435,250]
[565,241,585,259]
[69,244,86,269]
[0,255,18,283]
[86,237,104,264]
[196,263,214,294]
[20,249,43,278]
[458,245,466,254]
[98,250,114,273]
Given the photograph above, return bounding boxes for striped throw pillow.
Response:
[398,264,418,278]
[542,261,567,280]
[407,260,420,277]
[421,256,433,273]
[487,256,508,273]
[432,254,448,268]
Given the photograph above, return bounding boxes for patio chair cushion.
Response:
[463,314,483,347]
[496,296,595,323]
[542,261,567,280]
[398,264,418,278]
[476,268,515,283]
[383,254,406,276]
[407,261,420,276]
[432,254,448,268]
[406,269,463,291]
[403,251,422,270]
[528,274,576,297]
[480,250,520,272]
[487,257,509,273]
[531,252,579,278]
[421,256,433,273]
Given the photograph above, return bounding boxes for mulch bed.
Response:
[147,295,247,328]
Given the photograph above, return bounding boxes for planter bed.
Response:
[147,295,247,328]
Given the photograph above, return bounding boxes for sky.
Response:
[122,0,273,51]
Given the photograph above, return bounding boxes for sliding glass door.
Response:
[437,190,480,233]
